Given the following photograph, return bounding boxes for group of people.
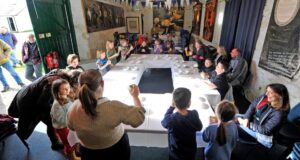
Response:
[0,26,43,92]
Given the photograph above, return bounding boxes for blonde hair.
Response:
[217,46,227,57]
[96,50,105,58]
[67,54,79,65]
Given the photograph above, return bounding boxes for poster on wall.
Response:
[258,0,300,79]
[82,0,125,33]
[153,7,184,35]
[192,2,202,35]
[203,0,217,42]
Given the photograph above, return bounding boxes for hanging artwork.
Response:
[82,0,125,33]
[203,0,217,41]
[191,2,202,35]
[152,7,185,35]
[259,0,300,79]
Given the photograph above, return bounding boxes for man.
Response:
[21,34,43,81]
[227,48,248,86]
[0,26,22,67]
[0,39,25,92]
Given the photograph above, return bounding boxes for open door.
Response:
[26,0,78,72]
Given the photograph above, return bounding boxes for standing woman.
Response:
[21,33,43,82]
[67,69,145,160]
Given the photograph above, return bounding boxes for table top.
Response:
[102,54,220,133]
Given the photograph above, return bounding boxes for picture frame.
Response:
[126,17,140,33]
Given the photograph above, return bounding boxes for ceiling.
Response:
[0,0,27,17]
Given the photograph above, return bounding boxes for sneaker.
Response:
[1,86,10,92]
[51,142,64,150]
[19,83,25,88]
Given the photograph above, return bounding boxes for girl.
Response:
[50,79,77,159]
[117,39,134,62]
[105,40,118,65]
[66,54,84,72]
[215,46,230,65]
[202,100,239,160]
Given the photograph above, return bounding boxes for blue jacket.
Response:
[0,32,17,49]
[243,95,288,135]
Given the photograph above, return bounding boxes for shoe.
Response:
[19,60,23,66]
[51,142,64,150]
[1,86,10,92]
[19,83,25,87]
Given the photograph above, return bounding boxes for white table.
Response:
[102,54,220,147]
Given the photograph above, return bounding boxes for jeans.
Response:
[0,61,24,87]
[10,49,19,66]
[25,62,43,82]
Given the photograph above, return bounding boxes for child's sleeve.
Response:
[194,111,203,131]
[161,106,175,129]
[202,126,211,143]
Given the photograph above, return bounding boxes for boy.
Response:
[96,50,111,75]
[161,88,203,160]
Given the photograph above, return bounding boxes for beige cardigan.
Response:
[67,97,145,149]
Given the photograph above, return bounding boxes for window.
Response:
[7,17,18,32]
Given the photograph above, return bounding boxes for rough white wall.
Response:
[248,0,300,107]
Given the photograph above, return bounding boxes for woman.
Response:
[237,83,290,148]
[192,39,207,70]
[21,33,43,82]
[215,46,230,65]
[67,69,145,160]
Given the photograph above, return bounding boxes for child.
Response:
[200,58,215,78]
[66,54,84,72]
[184,43,193,61]
[105,40,118,65]
[137,40,150,54]
[96,50,111,75]
[161,87,203,160]
[117,39,134,62]
[164,40,174,54]
[202,100,239,160]
[50,79,77,159]
[153,39,164,54]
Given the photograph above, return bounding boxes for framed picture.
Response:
[126,17,140,33]
[203,0,218,42]
[82,0,125,33]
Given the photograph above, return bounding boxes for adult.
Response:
[238,83,290,148]
[192,39,207,70]
[215,46,230,65]
[0,26,21,67]
[206,61,229,100]
[0,39,24,92]
[8,69,80,150]
[226,48,248,86]
[67,69,145,160]
[21,34,43,82]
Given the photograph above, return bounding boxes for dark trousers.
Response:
[80,133,130,160]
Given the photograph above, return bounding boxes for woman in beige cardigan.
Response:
[67,69,145,160]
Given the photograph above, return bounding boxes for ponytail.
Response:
[216,122,226,145]
[79,84,97,119]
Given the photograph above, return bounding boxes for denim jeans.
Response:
[25,62,43,82]
[0,61,23,87]
[10,49,19,66]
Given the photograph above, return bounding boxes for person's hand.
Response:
[209,116,218,124]
[107,60,111,65]
[129,46,134,51]
[129,84,139,97]
[238,118,249,127]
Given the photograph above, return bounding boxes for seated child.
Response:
[117,39,134,61]
[200,58,215,78]
[161,87,203,160]
[206,61,229,100]
[50,79,78,159]
[153,38,164,54]
[96,50,112,75]
[66,54,84,72]
[164,40,174,54]
[137,40,150,54]
[202,101,238,160]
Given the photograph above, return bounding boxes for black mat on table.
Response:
[138,68,174,94]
